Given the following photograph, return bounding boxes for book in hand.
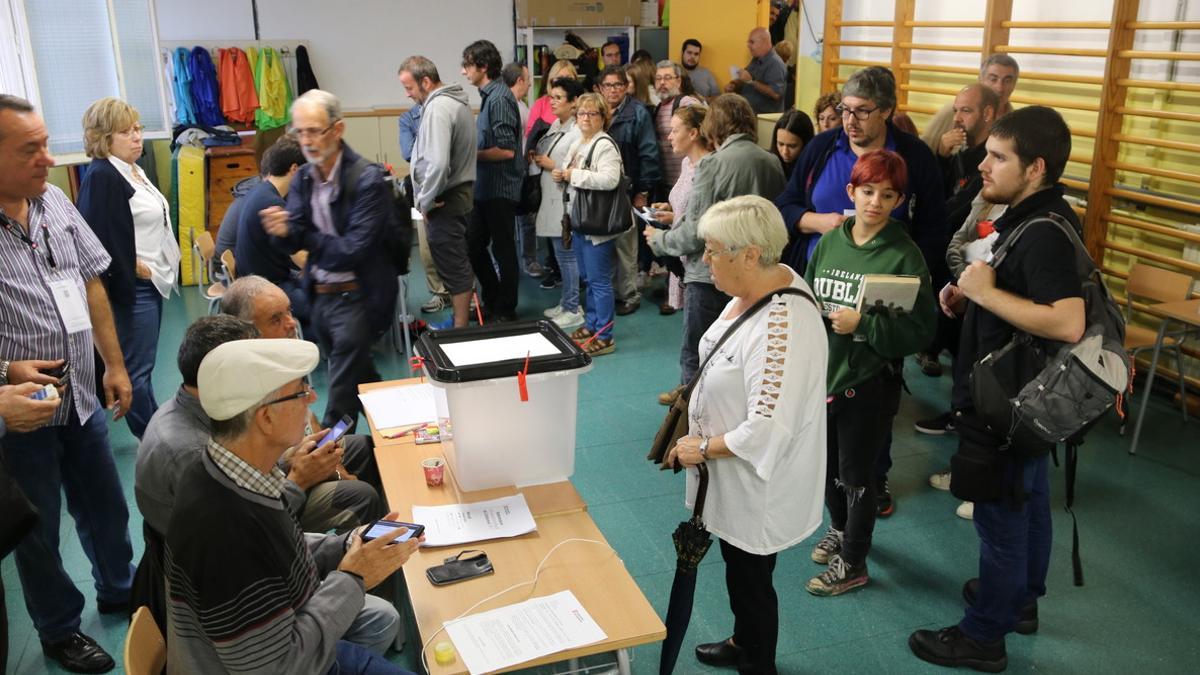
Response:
[856,274,920,317]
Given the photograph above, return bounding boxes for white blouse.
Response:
[684,268,828,555]
[108,156,180,298]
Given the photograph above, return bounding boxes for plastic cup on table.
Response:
[422,457,445,487]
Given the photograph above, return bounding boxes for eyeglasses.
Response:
[702,245,741,260]
[836,105,879,121]
[549,94,567,101]
[576,110,601,118]
[116,124,144,137]
[599,82,625,90]
[654,74,679,82]
[287,123,336,140]
[260,383,314,407]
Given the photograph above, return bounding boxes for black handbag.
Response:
[1,460,39,559]
[519,131,568,216]
[648,287,816,469]
[566,135,633,237]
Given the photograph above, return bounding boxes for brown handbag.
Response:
[647,287,815,470]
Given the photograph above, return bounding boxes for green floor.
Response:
[4,260,1200,674]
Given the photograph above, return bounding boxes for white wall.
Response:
[154,0,516,109]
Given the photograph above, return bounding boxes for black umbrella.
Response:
[659,462,711,675]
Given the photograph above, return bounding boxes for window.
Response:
[3,0,169,157]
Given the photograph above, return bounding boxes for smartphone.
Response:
[361,519,424,543]
[321,414,354,447]
[47,363,70,386]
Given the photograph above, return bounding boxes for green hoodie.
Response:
[804,217,936,395]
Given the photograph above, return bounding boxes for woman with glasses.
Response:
[775,67,946,280]
[667,195,827,674]
[532,77,585,328]
[553,93,623,356]
[77,98,180,440]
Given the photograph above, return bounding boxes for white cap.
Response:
[197,339,319,421]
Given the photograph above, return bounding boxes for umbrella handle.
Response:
[693,463,709,519]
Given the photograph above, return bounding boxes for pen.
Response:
[383,423,426,439]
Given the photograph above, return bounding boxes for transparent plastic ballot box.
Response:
[414,320,593,491]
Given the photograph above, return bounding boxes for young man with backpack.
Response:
[909,106,1085,672]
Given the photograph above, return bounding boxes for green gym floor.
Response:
[4,259,1199,674]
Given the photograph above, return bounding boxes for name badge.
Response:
[48,278,92,334]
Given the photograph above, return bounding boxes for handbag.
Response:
[648,286,816,469]
[519,131,567,217]
[1,460,39,558]
[566,135,633,237]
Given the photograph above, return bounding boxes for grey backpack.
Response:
[974,211,1130,446]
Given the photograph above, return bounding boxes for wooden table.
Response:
[1129,298,1200,455]
[359,380,665,675]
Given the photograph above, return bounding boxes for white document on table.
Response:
[439,333,560,367]
[357,383,441,429]
[412,494,537,547]
[445,590,607,675]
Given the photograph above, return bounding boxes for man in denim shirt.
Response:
[462,39,524,321]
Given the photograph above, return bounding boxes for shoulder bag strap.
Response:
[680,287,816,400]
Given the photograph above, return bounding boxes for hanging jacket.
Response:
[218,48,259,124]
[296,45,319,95]
[255,47,292,131]
[188,47,226,126]
[172,48,197,126]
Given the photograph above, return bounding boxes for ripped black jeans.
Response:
[825,367,902,567]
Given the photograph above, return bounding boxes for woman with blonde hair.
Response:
[553,93,624,355]
[76,97,180,439]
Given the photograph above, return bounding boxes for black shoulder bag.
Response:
[566,135,633,237]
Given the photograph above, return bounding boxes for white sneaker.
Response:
[544,305,565,319]
[552,308,584,328]
[420,295,448,313]
[956,501,974,520]
[929,470,952,491]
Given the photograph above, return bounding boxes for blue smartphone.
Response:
[361,519,424,543]
[321,415,353,447]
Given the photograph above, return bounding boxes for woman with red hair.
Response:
[802,149,936,596]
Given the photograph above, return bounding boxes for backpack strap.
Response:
[681,287,817,402]
[1065,441,1085,586]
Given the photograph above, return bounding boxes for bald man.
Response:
[725,27,786,114]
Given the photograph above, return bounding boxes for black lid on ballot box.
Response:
[414,320,592,383]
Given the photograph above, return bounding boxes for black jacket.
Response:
[76,158,135,305]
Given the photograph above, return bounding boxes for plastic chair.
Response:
[123,606,166,675]
[192,232,225,314]
[1123,262,1194,439]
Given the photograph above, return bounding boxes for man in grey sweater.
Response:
[400,55,478,328]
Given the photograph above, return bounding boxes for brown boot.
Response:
[657,384,684,406]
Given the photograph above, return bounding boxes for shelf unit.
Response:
[515,25,637,106]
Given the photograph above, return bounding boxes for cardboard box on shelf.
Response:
[516,0,640,27]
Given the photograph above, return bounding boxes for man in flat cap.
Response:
[164,339,417,674]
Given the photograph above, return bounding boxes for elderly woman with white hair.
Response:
[665,195,827,674]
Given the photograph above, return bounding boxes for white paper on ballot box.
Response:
[444,590,607,674]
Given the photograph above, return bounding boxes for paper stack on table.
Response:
[444,590,607,675]
[358,383,441,430]
[412,494,537,547]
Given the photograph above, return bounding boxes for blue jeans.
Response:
[0,408,134,642]
[329,640,412,675]
[112,279,162,439]
[959,454,1052,642]
[342,594,400,655]
[551,235,580,313]
[680,282,729,384]
[575,235,616,340]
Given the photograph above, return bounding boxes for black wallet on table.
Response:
[426,550,494,586]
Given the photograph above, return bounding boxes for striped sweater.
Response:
[164,447,364,674]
